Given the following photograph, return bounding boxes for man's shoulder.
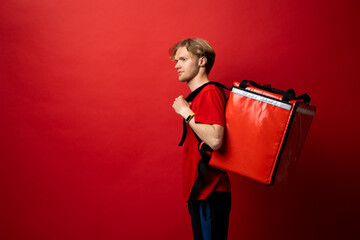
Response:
[200,82,225,94]
[199,83,226,98]
[192,82,226,106]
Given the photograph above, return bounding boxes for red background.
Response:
[1,0,359,239]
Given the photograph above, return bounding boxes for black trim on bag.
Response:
[240,80,294,102]
[238,80,311,104]
[269,101,300,185]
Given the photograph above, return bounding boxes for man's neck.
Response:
[187,74,210,92]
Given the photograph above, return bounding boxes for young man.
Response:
[170,38,231,240]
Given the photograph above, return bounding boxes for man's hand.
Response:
[172,95,193,118]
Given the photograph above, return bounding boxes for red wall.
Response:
[1,0,359,239]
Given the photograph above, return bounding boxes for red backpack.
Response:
[179,80,316,200]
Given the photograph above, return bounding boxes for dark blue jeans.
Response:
[188,191,231,240]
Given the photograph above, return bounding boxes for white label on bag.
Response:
[232,88,292,110]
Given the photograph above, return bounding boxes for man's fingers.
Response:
[175,95,186,102]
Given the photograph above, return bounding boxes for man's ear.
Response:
[198,56,207,67]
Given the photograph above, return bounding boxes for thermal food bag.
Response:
[210,81,316,185]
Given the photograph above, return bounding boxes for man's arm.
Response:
[172,95,224,150]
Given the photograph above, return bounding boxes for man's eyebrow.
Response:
[174,56,186,62]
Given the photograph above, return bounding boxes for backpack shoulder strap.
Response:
[178,82,230,146]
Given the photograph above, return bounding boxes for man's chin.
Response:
[178,77,188,82]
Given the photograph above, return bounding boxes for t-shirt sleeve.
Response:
[194,87,226,127]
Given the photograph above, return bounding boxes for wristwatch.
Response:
[185,113,195,124]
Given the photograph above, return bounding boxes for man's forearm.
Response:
[188,117,224,151]
[172,96,224,150]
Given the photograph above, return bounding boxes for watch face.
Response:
[186,113,194,123]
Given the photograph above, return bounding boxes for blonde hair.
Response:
[169,38,216,74]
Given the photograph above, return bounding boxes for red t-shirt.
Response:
[182,84,231,201]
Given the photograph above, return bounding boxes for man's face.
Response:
[174,46,200,82]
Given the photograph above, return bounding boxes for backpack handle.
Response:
[239,80,311,104]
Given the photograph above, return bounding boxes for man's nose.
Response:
[175,62,180,69]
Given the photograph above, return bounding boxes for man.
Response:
[170,38,231,240]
